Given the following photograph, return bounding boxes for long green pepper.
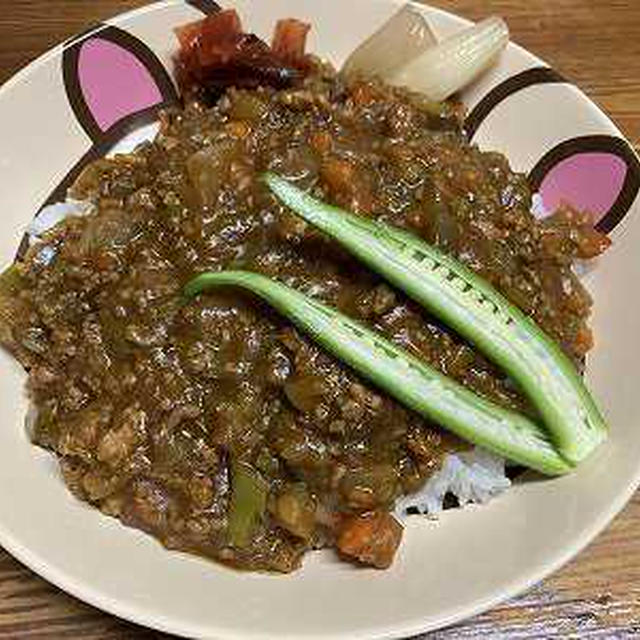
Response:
[185,270,571,475]
[264,173,607,465]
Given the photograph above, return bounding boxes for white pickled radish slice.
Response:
[386,16,509,102]
[341,4,437,80]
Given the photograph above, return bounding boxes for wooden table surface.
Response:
[1,1,639,638]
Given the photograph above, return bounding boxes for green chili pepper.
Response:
[185,270,571,475]
[228,462,268,548]
[264,173,607,465]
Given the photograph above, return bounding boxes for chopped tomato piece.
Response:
[321,157,357,194]
[309,131,332,154]
[573,326,594,357]
[337,511,403,569]
[174,10,310,104]
[576,226,611,259]
[175,10,242,56]
[272,19,311,64]
[174,19,204,51]
[350,82,380,106]
[321,157,374,214]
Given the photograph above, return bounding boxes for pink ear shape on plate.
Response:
[29,25,179,217]
[465,69,640,234]
[537,153,627,219]
[528,135,640,233]
[77,38,164,133]
[23,24,179,235]
[63,25,178,143]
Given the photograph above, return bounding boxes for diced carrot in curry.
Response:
[337,511,403,569]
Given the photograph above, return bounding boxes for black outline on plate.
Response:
[62,24,178,142]
[186,0,221,15]
[42,107,167,210]
[16,107,164,261]
[528,135,640,234]
[17,2,222,262]
[465,67,566,141]
[16,25,181,260]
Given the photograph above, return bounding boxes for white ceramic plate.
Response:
[0,1,639,638]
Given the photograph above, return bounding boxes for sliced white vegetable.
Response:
[341,4,437,80]
[386,16,509,102]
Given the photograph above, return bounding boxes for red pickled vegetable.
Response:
[272,18,311,64]
[174,10,312,105]
[175,10,242,54]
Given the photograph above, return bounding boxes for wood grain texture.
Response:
[0,1,639,638]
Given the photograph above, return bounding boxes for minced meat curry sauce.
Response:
[0,47,608,570]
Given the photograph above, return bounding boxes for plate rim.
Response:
[0,1,638,638]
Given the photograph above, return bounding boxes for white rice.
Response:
[530,193,549,220]
[27,199,94,245]
[395,447,511,519]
